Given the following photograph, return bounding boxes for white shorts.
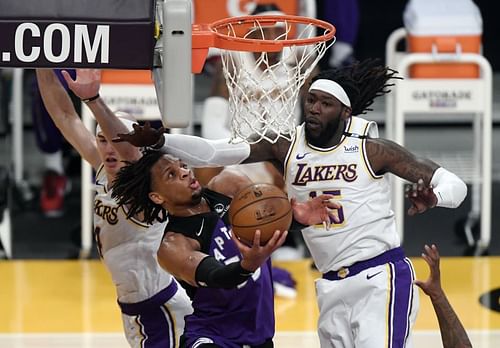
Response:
[119,281,193,348]
[315,257,419,348]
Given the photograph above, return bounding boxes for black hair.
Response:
[251,3,282,15]
[111,149,166,225]
[311,58,401,116]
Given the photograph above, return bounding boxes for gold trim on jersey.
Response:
[120,205,150,229]
[162,303,178,348]
[134,315,147,347]
[95,163,105,180]
[385,263,392,347]
[283,125,301,183]
[361,123,384,180]
[95,164,108,193]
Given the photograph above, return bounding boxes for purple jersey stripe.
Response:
[390,259,415,348]
[135,305,176,348]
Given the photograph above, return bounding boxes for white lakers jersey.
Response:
[284,117,400,273]
[93,165,173,303]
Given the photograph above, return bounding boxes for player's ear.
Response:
[341,106,352,120]
[149,191,164,205]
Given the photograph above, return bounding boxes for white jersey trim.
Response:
[283,125,301,184]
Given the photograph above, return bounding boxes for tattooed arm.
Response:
[365,138,439,183]
[415,245,472,348]
[245,136,291,175]
[366,138,466,214]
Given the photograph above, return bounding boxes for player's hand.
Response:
[233,229,287,272]
[405,178,438,216]
[415,244,444,301]
[112,121,167,147]
[291,194,341,229]
[61,69,101,100]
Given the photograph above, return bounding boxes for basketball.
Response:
[229,183,292,245]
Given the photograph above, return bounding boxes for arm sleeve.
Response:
[195,256,253,288]
[430,167,468,208]
[161,134,250,167]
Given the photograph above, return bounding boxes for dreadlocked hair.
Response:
[111,149,166,225]
[311,58,401,116]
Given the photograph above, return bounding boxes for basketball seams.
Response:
[229,183,292,243]
[231,196,290,215]
[231,209,292,228]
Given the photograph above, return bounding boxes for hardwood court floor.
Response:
[1,258,500,347]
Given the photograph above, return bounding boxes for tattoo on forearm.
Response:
[432,295,472,348]
[367,139,437,182]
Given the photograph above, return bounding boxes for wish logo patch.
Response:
[344,145,359,153]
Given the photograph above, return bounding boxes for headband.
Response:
[309,79,351,107]
[95,118,136,136]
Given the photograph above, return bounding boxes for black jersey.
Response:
[166,188,274,347]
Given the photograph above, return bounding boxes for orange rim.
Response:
[191,15,335,73]
[211,15,335,51]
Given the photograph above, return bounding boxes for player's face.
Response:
[96,133,126,177]
[303,90,350,147]
[148,155,202,210]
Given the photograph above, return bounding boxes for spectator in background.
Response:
[416,244,473,348]
[317,0,359,68]
[31,69,77,217]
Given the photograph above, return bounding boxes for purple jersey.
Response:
[166,189,275,348]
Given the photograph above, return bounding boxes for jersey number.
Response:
[310,190,345,226]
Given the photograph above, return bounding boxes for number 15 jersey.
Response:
[284,116,400,273]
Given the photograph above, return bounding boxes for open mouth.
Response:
[105,157,118,164]
[189,178,200,190]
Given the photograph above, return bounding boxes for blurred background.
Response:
[0,0,498,260]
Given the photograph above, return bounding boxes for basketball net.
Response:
[211,17,335,144]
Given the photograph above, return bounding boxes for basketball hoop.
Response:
[193,15,336,144]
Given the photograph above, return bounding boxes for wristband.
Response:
[81,94,100,103]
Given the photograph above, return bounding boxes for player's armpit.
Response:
[365,138,439,183]
[245,135,290,165]
[157,231,205,287]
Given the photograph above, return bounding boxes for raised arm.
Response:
[36,69,101,170]
[158,228,286,288]
[415,244,472,348]
[114,123,290,170]
[366,138,467,214]
[61,69,141,162]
